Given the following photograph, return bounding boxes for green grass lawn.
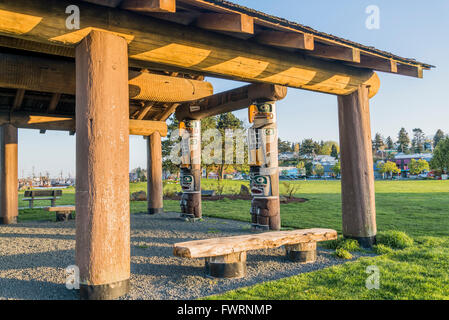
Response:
[14,179,449,299]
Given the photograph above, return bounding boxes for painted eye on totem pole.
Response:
[183,176,193,183]
[255,176,267,184]
[258,104,272,113]
[264,129,274,136]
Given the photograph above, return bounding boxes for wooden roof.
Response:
[83,0,433,78]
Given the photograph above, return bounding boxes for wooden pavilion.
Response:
[0,0,432,299]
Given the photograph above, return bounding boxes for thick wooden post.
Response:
[147,132,163,214]
[338,85,377,248]
[0,124,18,225]
[75,30,130,300]
[180,120,202,220]
[248,102,280,231]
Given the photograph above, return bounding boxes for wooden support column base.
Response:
[344,236,377,249]
[148,208,163,215]
[56,212,74,222]
[205,252,247,279]
[0,216,17,224]
[285,242,317,263]
[80,279,130,300]
[250,198,281,231]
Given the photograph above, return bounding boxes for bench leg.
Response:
[56,212,71,222]
[285,242,317,263]
[205,252,247,279]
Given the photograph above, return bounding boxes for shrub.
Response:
[339,239,360,252]
[334,248,352,259]
[373,244,394,255]
[321,237,360,252]
[376,230,414,249]
[281,181,300,199]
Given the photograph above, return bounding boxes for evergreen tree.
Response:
[331,144,339,158]
[411,128,425,153]
[434,129,445,148]
[386,136,394,150]
[373,133,385,151]
[397,127,410,153]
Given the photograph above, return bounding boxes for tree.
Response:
[411,128,425,153]
[315,164,324,177]
[278,138,293,153]
[216,112,246,180]
[296,161,305,175]
[332,161,341,176]
[397,128,410,153]
[331,144,339,158]
[377,161,401,179]
[305,162,314,176]
[409,159,430,175]
[300,139,316,156]
[373,133,385,151]
[385,136,394,150]
[430,137,449,174]
[318,141,339,156]
[434,129,445,148]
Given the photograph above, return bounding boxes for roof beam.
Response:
[256,31,314,51]
[47,93,61,112]
[348,55,398,74]
[0,0,381,97]
[0,53,213,102]
[121,0,176,13]
[136,101,154,120]
[157,103,180,121]
[176,83,287,121]
[397,64,423,79]
[308,43,360,63]
[196,13,254,34]
[82,0,122,7]
[12,89,25,110]
[0,112,168,136]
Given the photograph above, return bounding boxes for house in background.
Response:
[394,153,433,176]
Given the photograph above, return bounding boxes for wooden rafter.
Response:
[121,0,176,13]
[136,101,154,120]
[196,13,254,34]
[308,43,360,63]
[12,89,25,110]
[157,103,180,121]
[47,93,61,112]
[256,31,314,51]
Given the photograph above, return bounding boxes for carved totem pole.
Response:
[179,119,202,220]
[248,101,280,231]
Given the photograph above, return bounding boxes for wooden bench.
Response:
[45,205,75,221]
[201,190,216,197]
[173,228,337,279]
[23,190,62,208]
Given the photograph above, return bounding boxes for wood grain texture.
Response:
[0,0,380,96]
[75,30,130,288]
[0,124,18,224]
[338,86,377,239]
[0,112,167,136]
[147,131,163,211]
[0,53,213,103]
[173,228,337,258]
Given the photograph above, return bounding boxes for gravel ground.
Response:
[0,212,370,300]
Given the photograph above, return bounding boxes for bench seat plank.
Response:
[45,206,75,212]
[174,228,337,258]
[23,197,61,201]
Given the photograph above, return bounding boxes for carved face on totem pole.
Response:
[181,173,194,192]
[250,173,272,197]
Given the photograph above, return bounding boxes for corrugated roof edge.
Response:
[201,0,434,69]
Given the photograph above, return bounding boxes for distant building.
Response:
[394,153,433,175]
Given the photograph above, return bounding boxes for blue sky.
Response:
[17,0,449,177]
